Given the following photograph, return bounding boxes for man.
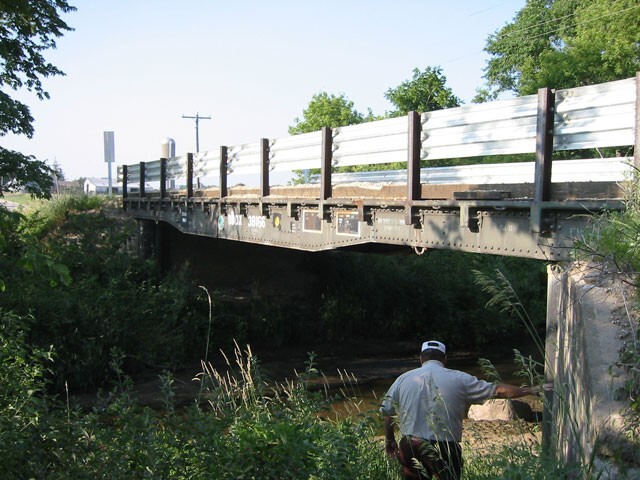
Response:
[381,340,546,480]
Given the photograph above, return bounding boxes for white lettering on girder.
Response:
[248,215,266,229]
[228,209,241,227]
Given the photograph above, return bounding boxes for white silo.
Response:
[161,138,176,190]
[161,137,176,159]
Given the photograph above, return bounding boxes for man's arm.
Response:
[384,415,398,458]
[494,383,552,398]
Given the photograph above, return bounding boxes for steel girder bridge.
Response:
[119,75,639,262]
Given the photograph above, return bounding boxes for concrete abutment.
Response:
[546,265,638,479]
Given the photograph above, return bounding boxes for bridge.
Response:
[119,75,638,261]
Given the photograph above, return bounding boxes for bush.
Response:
[1,196,210,392]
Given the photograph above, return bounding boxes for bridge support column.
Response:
[543,265,633,473]
[138,219,162,262]
[543,265,560,452]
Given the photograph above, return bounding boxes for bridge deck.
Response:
[124,176,624,261]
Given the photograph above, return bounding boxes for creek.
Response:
[314,351,537,422]
[125,339,543,420]
[239,337,543,425]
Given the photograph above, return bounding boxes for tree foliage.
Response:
[481,0,640,98]
[0,0,76,197]
[385,66,461,116]
[288,92,371,135]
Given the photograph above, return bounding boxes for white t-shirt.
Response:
[381,360,496,442]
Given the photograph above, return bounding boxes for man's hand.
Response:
[385,438,399,459]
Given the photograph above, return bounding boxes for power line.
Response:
[494,3,640,43]
[444,3,639,68]
[443,5,581,67]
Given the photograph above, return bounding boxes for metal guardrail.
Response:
[118,76,637,197]
[309,157,634,185]
[119,75,640,260]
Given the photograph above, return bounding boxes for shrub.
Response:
[1,196,210,392]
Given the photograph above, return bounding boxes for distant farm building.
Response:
[84,178,121,196]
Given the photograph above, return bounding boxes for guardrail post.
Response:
[160,158,167,199]
[531,87,555,233]
[321,127,333,200]
[635,71,640,168]
[186,153,194,199]
[220,146,228,198]
[139,162,146,197]
[122,165,128,208]
[406,111,421,225]
[260,138,270,197]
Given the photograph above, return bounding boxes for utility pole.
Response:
[181,113,211,152]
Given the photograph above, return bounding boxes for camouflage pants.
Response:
[398,436,462,480]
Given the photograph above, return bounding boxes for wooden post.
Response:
[219,146,228,198]
[531,87,555,233]
[260,138,270,197]
[321,127,333,200]
[186,153,194,199]
[139,162,146,197]
[405,111,421,225]
[160,158,167,199]
[122,164,128,207]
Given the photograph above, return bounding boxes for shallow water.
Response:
[317,353,539,423]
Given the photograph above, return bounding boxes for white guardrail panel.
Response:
[320,157,633,185]
[554,77,636,150]
[332,116,408,167]
[144,167,162,192]
[117,157,188,184]
[193,150,220,178]
[167,155,189,180]
[269,131,323,172]
[118,163,141,183]
[421,95,539,160]
[227,141,262,175]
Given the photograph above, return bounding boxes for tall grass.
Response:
[0,319,399,479]
[21,194,106,238]
[469,268,592,479]
[195,343,396,479]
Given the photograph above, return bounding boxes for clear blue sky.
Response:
[3,1,525,181]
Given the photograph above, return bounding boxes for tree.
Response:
[385,66,461,116]
[288,92,370,135]
[0,0,76,197]
[481,0,640,97]
[51,159,64,180]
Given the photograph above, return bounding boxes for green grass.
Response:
[2,192,49,212]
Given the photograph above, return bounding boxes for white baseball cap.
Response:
[421,340,446,354]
